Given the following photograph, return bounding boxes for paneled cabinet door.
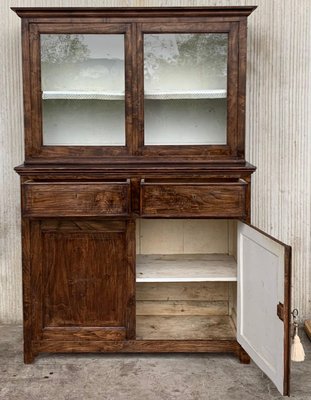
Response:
[27,219,135,346]
[237,222,291,396]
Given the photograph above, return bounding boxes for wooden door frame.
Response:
[24,22,133,162]
[135,21,244,161]
[22,218,136,363]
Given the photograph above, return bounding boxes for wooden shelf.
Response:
[145,89,227,99]
[42,89,227,100]
[42,91,125,100]
[136,254,237,283]
[136,315,236,340]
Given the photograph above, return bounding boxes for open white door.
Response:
[237,222,291,396]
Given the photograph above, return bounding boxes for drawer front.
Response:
[141,181,246,217]
[23,182,130,217]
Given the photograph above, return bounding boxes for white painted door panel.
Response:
[237,222,290,396]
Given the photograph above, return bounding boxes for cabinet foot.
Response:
[238,347,250,364]
[24,349,36,364]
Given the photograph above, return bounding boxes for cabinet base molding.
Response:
[29,339,245,359]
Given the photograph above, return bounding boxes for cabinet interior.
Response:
[144,98,227,146]
[136,218,237,340]
[42,100,125,146]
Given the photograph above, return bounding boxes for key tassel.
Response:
[291,309,305,362]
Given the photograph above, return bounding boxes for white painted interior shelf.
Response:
[42,89,227,100]
[136,254,237,283]
[42,91,124,100]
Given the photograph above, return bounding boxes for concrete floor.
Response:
[0,325,310,400]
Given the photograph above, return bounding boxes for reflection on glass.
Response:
[41,34,125,146]
[144,33,228,146]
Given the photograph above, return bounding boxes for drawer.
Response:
[140,179,247,217]
[23,181,130,217]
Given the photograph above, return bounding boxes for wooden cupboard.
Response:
[13,6,291,396]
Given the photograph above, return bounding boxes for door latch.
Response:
[277,302,284,321]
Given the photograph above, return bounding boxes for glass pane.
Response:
[144,33,228,146]
[41,34,125,146]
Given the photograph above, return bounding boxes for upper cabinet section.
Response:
[13,7,256,164]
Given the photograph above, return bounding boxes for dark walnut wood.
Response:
[283,246,291,396]
[22,181,131,217]
[33,339,243,354]
[12,7,257,19]
[24,219,135,362]
[238,347,251,364]
[13,6,262,367]
[141,179,247,218]
[136,21,240,161]
[14,6,254,164]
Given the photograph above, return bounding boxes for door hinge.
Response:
[277,302,284,321]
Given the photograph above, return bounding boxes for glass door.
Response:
[137,23,240,159]
[28,24,132,161]
[144,33,227,146]
[41,34,125,146]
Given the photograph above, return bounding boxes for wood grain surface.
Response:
[24,219,135,360]
[141,181,246,217]
[136,282,229,301]
[23,181,130,217]
[136,315,236,340]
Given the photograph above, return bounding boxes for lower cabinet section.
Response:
[23,217,290,396]
[25,218,240,359]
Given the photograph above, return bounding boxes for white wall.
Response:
[0,0,310,323]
